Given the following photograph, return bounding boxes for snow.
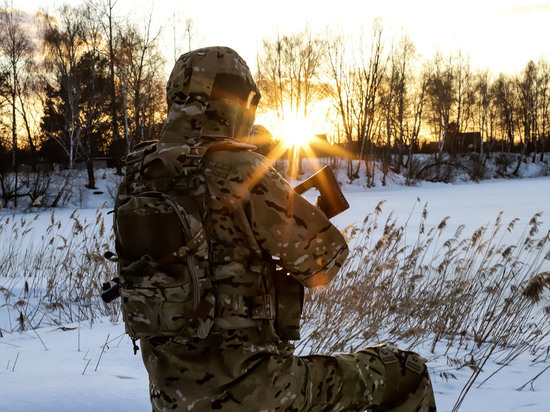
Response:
[1,170,550,411]
[336,177,550,240]
[0,322,149,411]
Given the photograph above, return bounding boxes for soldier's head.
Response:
[162,46,261,141]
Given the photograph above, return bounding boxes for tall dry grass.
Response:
[0,206,119,334]
[299,201,550,410]
[1,201,549,409]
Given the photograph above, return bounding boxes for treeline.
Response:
[0,1,172,204]
[256,22,550,185]
[1,2,549,207]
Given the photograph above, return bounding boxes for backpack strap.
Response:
[158,226,208,265]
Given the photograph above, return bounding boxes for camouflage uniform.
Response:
[117,47,437,412]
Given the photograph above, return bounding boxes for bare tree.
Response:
[0,3,34,206]
[537,58,550,161]
[91,0,122,145]
[454,51,475,155]
[381,42,397,184]
[168,4,197,62]
[16,59,42,171]
[326,21,387,185]
[326,31,362,180]
[473,69,491,159]
[380,33,416,183]
[405,66,428,184]
[426,52,455,178]
[117,12,163,150]
[518,59,550,162]
[41,4,111,189]
[394,35,416,172]
[491,73,517,168]
[41,6,86,170]
[257,26,325,176]
[516,60,538,159]
[357,21,386,187]
[389,37,427,184]
[258,26,325,120]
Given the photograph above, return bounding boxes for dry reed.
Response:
[298,202,550,409]
[0,206,119,334]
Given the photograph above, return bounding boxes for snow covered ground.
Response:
[1,173,550,411]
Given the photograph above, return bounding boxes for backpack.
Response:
[112,140,215,341]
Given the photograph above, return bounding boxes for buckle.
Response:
[405,354,424,374]
[250,295,274,320]
[379,346,398,365]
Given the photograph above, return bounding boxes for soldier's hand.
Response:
[314,195,327,215]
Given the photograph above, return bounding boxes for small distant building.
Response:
[445,123,482,153]
[420,123,482,154]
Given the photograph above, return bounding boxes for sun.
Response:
[249,107,354,182]
[279,113,317,149]
[255,107,328,151]
[253,106,354,179]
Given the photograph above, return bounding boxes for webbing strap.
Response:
[400,354,424,397]
[379,346,401,405]
[217,294,274,320]
[379,347,424,406]
[158,226,208,264]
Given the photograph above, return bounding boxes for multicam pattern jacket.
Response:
[115,132,349,339]
[114,46,437,412]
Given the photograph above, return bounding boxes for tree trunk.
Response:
[19,90,37,172]
[108,0,119,144]
[12,66,17,208]
[85,158,96,189]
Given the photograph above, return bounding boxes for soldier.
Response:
[113,46,437,411]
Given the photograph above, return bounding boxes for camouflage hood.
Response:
[159,46,260,145]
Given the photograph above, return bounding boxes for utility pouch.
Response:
[115,185,214,340]
[274,270,304,341]
[119,256,214,339]
[115,194,186,262]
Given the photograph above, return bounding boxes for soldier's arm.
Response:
[247,160,349,288]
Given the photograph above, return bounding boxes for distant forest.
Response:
[1,1,549,207]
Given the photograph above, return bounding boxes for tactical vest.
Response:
[112,140,302,341]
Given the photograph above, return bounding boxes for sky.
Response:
[17,0,550,75]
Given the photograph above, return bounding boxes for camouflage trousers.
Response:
[140,335,437,412]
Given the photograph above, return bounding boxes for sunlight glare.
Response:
[280,114,316,149]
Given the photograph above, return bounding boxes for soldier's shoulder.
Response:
[205,147,271,172]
